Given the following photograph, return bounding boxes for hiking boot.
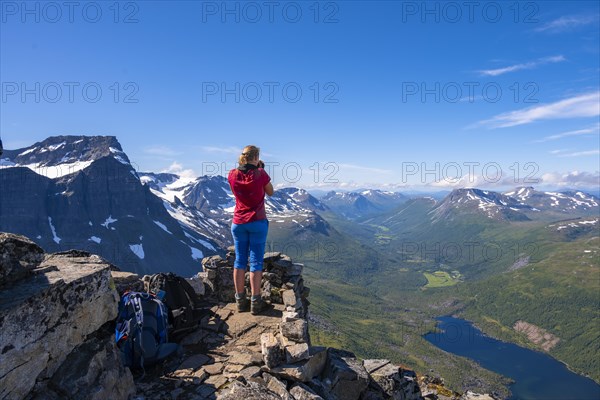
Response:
[236,297,250,312]
[251,297,271,315]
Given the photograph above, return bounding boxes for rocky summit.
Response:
[0,233,496,400]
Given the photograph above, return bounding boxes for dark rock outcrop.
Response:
[0,232,45,287]
[0,234,134,400]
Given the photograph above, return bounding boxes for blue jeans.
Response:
[231,219,269,272]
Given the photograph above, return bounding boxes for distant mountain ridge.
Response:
[321,189,409,219]
[431,186,599,222]
[1,135,598,275]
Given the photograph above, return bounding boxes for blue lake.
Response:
[424,316,600,400]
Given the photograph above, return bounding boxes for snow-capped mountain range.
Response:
[1,135,597,275]
[138,172,331,235]
[0,136,332,275]
[429,187,599,222]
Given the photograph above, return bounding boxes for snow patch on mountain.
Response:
[129,243,145,259]
[18,147,37,157]
[48,217,61,244]
[40,142,66,153]
[109,147,130,165]
[189,246,204,260]
[89,236,102,244]
[549,218,599,231]
[101,216,118,229]
[154,220,172,234]
[17,161,94,178]
[0,159,16,167]
[150,175,197,203]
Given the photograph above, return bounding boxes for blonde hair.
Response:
[238,145,260,165]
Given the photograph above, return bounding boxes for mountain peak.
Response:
[1,135,130,177]
[436,188,531,221]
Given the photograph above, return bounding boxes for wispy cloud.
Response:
[549,149,570,155]
[199,146,242,154]
[143,145,180,157]
[478,55,565,77]
[425,172,545,189]
[558,149,600,157]
[338,163,392,174]
[475,91,600,128]
[534,123,600,142]
[535,15,598,33]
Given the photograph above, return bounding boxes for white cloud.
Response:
[558,149,600,157]
[428,173,491,188]
[475,92,600,128]
[478,55,565,77]
[535,15,598,33]
[423,170,600,190]
[162,162,197,179]
[534,124,600,142]
[540,171,600,187]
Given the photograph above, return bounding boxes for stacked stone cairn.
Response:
[194,247,425,400]
[197,246,309,315]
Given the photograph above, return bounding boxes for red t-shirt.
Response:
[228,165,271,224]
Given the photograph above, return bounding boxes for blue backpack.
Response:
[115,292,180,370]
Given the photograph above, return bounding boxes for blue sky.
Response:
[1,0,599,191]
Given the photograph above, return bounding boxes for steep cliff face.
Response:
[0,137,221,276]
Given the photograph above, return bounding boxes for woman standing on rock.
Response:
[228,145,274,314]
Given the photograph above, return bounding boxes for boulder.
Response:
[264,373,293,400]
[399,369,422,400]
[285,343,310,364]
[281,318,309,343]
[282,289,299,308]
[110,270,143,295]
[0,251,119,400]
[461,391,497,400]
[263,252,282,263]
[290,382,323,400]
[0,232,44,287]
[218,380,281,400]
[268,346,327,383]
[41,325,135,400]
[368,362,403,398]
[320,349,369,400]
[363,359,391,373]
[262,333,284,368]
